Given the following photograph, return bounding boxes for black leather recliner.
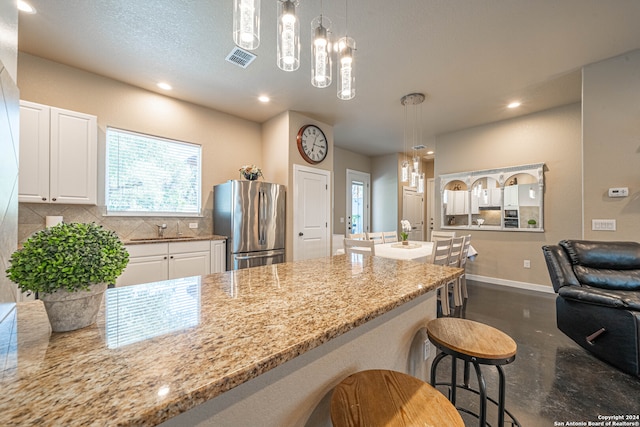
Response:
[542,240,640,377]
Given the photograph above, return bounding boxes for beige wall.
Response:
[333,146,371,234]
[17,53,262,241]
[435,103,583,288]
[372,154,400,232]
[583,49,640,240]
[0,0,19,303]
[263,111,334,261]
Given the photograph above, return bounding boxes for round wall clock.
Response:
[296,124,328,164]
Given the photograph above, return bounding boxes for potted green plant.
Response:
[400,220,411,245]
[6,222,129,332]
[527,218,537,228]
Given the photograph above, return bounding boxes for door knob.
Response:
[298,232,304,236]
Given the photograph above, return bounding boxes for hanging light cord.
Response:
[345,0,349,37]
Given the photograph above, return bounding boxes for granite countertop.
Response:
[123,234,227,245]
[0,255,461,426]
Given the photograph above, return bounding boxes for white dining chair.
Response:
[344,238,376,256]
[429,238,453,316]
[448,236,466,309]
[458,235,472,302]
[382,231,398,243]
[366,232,385,244]
[431,231,456,242]
[349,232,366,240]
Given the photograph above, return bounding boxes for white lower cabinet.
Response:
[117,240,225,287]
[210,240,226,273]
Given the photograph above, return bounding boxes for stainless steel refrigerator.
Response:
[213,180,286,270]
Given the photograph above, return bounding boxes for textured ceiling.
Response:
[17,0,640,156]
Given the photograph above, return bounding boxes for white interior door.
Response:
[402,186,424,241]
[293,165,331,261]
[346,169,370,235]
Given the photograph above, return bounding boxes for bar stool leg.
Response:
[471,361,487,426]
[463,360,471,388]
[430,352,447,385]
[450,356,458,405]
[497,365,507,427]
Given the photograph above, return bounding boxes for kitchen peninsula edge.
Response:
[0,255,461,426]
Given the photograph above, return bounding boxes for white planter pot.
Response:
[40,283,107,332]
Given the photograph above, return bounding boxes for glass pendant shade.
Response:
[418,174,425,194]
[412,156,420,173]
[311,16,332,88]
[411,171,419,188]
[233,0,261,50]
[337,37,355,100]
[277,0,300,71]
[401,161,409,182]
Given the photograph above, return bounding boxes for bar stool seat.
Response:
[427,318,521,426]
[330,369,464,427]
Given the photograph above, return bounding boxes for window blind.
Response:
[106,127,202,215]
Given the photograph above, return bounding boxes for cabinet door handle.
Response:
[42,197,47,201]
[52,198,57,202]
[170,256,174,259]
[164,256,168,260]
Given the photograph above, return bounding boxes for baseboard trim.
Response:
[467,274,555,294]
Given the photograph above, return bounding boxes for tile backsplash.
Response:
[18,203,214,243]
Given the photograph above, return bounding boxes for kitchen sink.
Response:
[129,236,195,242]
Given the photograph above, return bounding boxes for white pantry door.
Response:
[402,186,424,241]
[293,165,331,261]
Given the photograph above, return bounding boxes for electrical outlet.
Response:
[423,338,431,360]
[524,259,531,269]
[188,223,198,229]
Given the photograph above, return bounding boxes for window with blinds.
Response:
[106,127,202,215]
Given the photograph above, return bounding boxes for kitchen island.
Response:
[0,254,461,426]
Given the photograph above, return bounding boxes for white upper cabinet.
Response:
[19,100,97,204]
[503,185,518,208]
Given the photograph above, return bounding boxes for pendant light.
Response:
[401,160,410,183]
[337,0,355,100]
[337,37,355,99]
[401,93,425,183]
[311,1,332,88]
[277,0,300,71]
[233,0,261,50]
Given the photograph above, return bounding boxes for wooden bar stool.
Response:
[330,369,464,427]
[426,318,521,426]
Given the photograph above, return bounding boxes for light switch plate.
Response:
[592,219,616,231]
[608,187,628,198]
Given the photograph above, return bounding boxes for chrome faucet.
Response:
[157,223,167,238]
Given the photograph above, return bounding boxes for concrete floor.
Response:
[434,281,640,427]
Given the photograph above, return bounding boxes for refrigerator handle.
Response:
[235,253,281,260]
[258,189,265,244]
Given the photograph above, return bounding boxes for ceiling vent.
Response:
[411,144,427,150]
[225,47,257,69]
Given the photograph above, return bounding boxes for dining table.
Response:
[339,241,478,263]
[375,241,435,262]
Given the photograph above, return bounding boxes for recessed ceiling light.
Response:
[507,101,521,109]
[426,150,434,155]
[157,82,172,90]
[258,95,270,103]
[17,0,36,13]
